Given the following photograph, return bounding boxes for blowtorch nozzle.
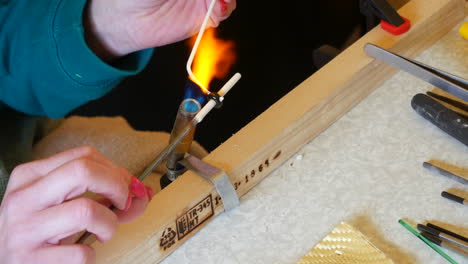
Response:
[162,98,202,186]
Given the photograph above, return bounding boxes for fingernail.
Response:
[219,0,228,13]
[124,192,133,212]
[145,186,154,202]
[130,176,146,198]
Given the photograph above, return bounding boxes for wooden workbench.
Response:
[79,0,467,262]
[159,14,468,264]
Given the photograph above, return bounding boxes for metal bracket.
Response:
[180,155,240,211]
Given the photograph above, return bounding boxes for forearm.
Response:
[83,0,237,59]
[83,0,136,61]
[0,0,153,118]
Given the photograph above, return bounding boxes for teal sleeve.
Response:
[0,0,153,118]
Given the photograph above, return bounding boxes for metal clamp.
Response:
[180,155,239,211]
[207,92,224,109]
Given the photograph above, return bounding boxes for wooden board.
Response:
[93,0,465,263]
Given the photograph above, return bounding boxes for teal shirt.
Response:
[0,0,153,200]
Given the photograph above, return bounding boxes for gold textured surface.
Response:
[296,223,394,264]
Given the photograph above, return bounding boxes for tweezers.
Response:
[364,44,468,102]
[364,44,468,146]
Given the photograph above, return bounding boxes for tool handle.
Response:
[411,94,468,146]
[441,191,465,204]
[360,0,405,26]
[427,223,468,243]
[421,231,443,246]
[417,224,441,237]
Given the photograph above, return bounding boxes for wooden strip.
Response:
[93,0,464,263]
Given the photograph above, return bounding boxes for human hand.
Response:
[84,0,237,60]
[0,146,152,263]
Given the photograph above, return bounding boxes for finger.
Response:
[32,198,118,244]
[114,194,149,224]
[19,157,131,212]
[211,0,236,23]
[35,244,95,264]
[8,146,113,191]
[60,232,86,245]
[60,198,113,245]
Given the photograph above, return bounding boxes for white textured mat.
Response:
[161,23,468,264]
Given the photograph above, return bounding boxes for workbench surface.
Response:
[162,22,468,264]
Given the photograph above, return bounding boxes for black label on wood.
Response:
[176,194,214,240]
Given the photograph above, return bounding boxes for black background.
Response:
[73,1,366,151]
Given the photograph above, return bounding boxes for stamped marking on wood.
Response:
[176,194,214,240]
[213,150,282,207]
[159,194,214,251]
[159,227,177,251]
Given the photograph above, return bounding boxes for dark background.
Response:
[72,1,370,151]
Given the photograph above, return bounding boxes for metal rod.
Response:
[427,223,468,243]
[427,92,468,114]
[423,162,468,185]
[421,232,468,257]
[139,121,195,182]
[399,220,458,264]
[418,224,468,249]
[441,191,468,205]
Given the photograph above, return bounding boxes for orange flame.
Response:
[188,28,236,93]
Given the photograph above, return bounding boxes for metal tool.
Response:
[139,120,195,182]
[418,224,468,250]
[162,99,202,187]
[360,0,405,29]
[426,91,468,113]
[441,191,468,206]
[423,162,468,185]
[411,93,468,146]
[364,44,468,101]
[181,155,239,211]
[365,44,468,146]
[421,232,468,257]
[427,223,468,243]
[399,220,458,263]
[161,92,225,188]
[140,127,239,211]
[77,74,241,245]
[139,73,241,182]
